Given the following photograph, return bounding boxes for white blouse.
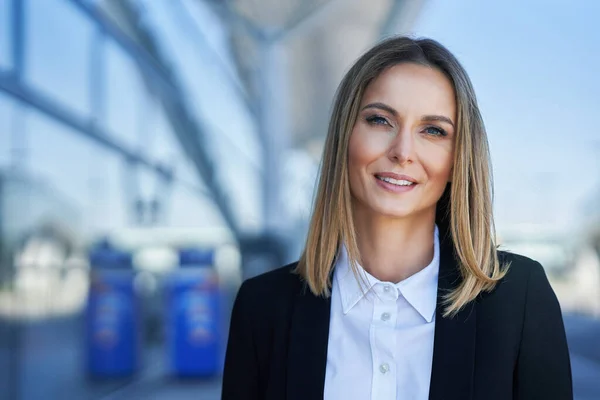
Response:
[324,225,440,400]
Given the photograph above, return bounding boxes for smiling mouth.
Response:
[375,175,416,187]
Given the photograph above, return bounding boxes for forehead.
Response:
[361,63,456,117]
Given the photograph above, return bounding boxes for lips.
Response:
[375,175,414,186]
[374,172,418,184]
[374,173,418,193]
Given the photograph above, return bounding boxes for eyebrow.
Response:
[362,102,455,129]
[421,115,455,129]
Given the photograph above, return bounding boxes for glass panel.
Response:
[222,162,263,232]
[0,93,12,168]
[26,109,93,212]
[135,0,264,231]
[25,0,93,116]
[149,104,206,189]
[25,109,133,239]
[176,158,202,188]
[85,143,130,234]
[105,39,145,151]
[168,185,227,229]
[1,110,90,255]
[144,99,180,164]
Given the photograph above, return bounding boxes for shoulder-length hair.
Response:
[295,36,507,317]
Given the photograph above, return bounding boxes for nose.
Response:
[387,128,415,165]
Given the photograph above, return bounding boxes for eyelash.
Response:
[365,115,448,137]
[365,115,390,126]
[423,126,447,137]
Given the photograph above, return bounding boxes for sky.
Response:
[1,0,599,241]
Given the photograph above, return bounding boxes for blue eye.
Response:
[424,126,447,137]
[365,115,390,126]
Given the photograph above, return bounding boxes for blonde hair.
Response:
[295,36,507,317]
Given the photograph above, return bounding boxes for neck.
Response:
[352,204,437,283]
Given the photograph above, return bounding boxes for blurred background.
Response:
[0,0,598,399]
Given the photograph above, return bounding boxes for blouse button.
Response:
[381,312,391,321]
[383,285,392,292]
[379,363,390,374]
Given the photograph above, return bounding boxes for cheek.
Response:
[423,146,454,183]
[347,128,378,197]
[348,130,366,175]
[348,127,386,171]
[347,133,363,193]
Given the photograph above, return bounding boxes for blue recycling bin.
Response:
[166,249,221,377]
[85,247,140,377]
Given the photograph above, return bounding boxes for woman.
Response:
[222,36,572,400]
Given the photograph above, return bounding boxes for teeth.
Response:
[377,176,414,186]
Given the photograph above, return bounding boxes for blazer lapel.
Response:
[287,282,331,400]
[429,233,477,400]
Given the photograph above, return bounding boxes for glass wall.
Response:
[138,0,265,232]
[25,0,93,116]
[0,1,250,397]
[104,39,146,150]
[0,0,235,241]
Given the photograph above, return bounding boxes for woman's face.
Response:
[348,62,456,220]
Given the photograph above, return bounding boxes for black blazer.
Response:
[222,233,573,400]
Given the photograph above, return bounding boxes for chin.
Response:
[371,203,417,219]
[381,210,416,219]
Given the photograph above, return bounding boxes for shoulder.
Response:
[496,249,551,290]
[498,250,561,309]
[239,262,302,297]
[481,250,548,307]
[474,251,563,352]
[480,250,558,309]
[234,262,303,319]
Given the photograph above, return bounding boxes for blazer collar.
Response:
[286,229,476,400]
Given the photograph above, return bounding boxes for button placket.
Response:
[370,283,397,399]
[373,284,397,325]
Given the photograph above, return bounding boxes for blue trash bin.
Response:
[166,248,221,377]
[86,247,140,377]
